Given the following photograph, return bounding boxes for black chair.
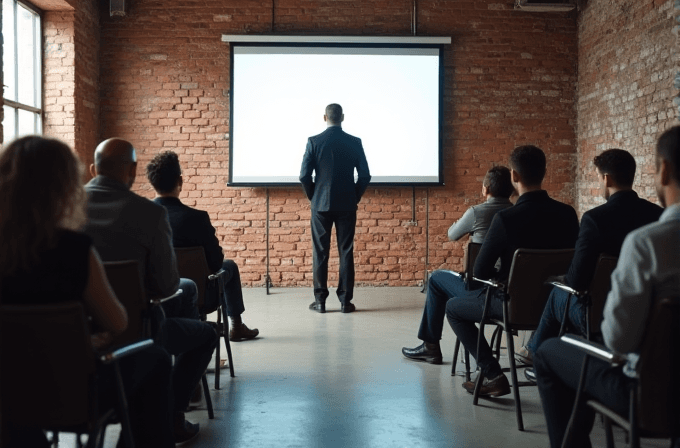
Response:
[0,301,154,448]
[174,246,235,389]
[103,260,214,419]
[560,296,680,448]
[450,242,502,380]
[472,248,575,431]
[547,254,618,340]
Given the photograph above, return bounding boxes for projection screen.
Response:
[225,36,450,186]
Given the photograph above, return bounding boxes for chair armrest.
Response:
[208,269,225,281]
[547,281,584,298]
[471,277,505,290]
[99,339,154,364]
[149,289,183,306]
[560,334,624,365]
[446,270,464,278]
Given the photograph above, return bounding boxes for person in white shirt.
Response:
[533,126,680,448]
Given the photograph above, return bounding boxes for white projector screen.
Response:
[229,42,444,186]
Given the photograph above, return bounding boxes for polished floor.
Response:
[63,287,666,447]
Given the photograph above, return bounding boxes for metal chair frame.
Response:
[471,248,575,431]
[103,260,214,419]
[174,246,235,390]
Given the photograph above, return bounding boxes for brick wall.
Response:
[575,0,677,214]
[42,0,99,167]
[98,0,578,286]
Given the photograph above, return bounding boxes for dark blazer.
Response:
[84,175,179,298]
[474,190,580,281]
[564,190,662,291]
[153,197,225,273]
[300,126,371,212]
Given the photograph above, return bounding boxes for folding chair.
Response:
[561,296,680,448]
[472,248,575,431]
[0,301,154,448]
[174,246,235,389]
[103,260,214,419]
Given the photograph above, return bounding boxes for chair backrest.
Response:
[0,301,95,428]
[636,296,680,435]
[586,254,618,332]
[174,246,211,309]
[506,248,575,328]
[463,242,483,278]
[103,260,147,347]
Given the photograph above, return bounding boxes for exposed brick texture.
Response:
[97,0,578,286]
[42,0,99,167]
[576,0,677,214]
[6,0,676,288]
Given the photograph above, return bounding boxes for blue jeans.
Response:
[417,270,484,343]
[529,286,587,356]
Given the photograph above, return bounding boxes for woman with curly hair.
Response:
[0,136,174,448]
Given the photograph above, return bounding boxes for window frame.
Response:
[3,0,43,142]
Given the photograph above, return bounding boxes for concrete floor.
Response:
[62,287,667,448]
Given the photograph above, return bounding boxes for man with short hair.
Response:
[146,150,259,341]
[535,127,680,448]
[446,145,580,397]
[401,166,514,364]
[522,149,662,379]
[300,103,371,313]
[84,138,217,442]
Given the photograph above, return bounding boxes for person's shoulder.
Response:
[636,197,664,215]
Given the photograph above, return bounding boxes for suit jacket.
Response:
[84,175,179,298]
[564,190,663,291]
[474,190,580,281]
[153,196,225,273]
[300,126,371,212]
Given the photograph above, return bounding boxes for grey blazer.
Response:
[84,175,179,298]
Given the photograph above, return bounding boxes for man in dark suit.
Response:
[146,150,259,342]
[522,149,662,380]
[445,145,580,397]
[84,138,217,442]
[300,104,371,313]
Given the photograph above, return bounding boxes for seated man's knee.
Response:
[179,278,198,303]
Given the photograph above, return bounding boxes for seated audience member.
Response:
[402,166,514,364]
[0,136,174,448]
[146,150,259,341]
[522,149,662,378]
[84,138,217,441]
[446,145,580,397]
[447,166,515,243]
[535,126,680,448]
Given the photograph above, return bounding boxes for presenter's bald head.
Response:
[91,138,138,189]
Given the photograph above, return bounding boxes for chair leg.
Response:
[215,310,222,390]
[472,288,493,406]
[112,361,136,448]
[452,338,460,376]
[495,326,502,360]
[221,303,235,378]
[561,357,591,448]
[464,349,471,382]
[630,388,640,448]
[558,293,573,337]
[504,321,524,431]
[604,416,615,448]
[202,374,215,419]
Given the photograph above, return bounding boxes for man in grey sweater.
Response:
[402,166,514,364]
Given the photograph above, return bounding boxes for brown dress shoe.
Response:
[229,322,259,341]
[462,373,511,397]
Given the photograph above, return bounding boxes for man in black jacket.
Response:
[446,145,580,397]
[300,104,371,313]
[146,151,259,342]
[525,149,662,367]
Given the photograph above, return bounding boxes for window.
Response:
[2,0,42,143]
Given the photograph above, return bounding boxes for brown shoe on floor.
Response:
[462,373,511,397]
[229,322,259,342]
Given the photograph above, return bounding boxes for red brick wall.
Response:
[575,0,677,214]
[98,0,578,286]
[42,0,99,166]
